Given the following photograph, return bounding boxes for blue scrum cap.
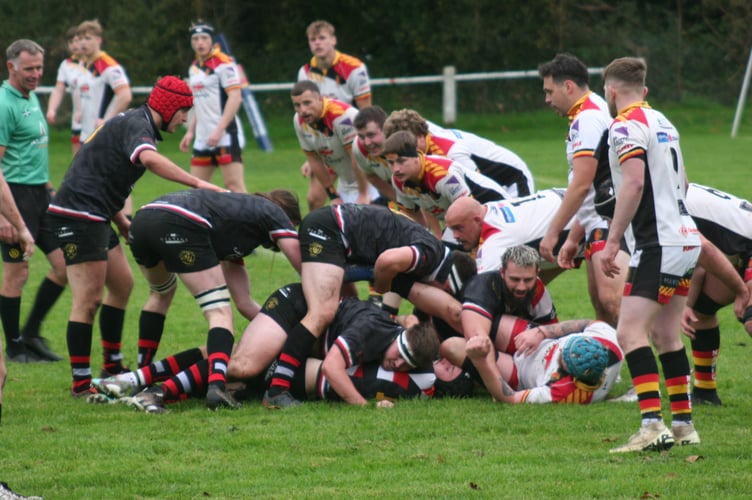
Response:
[561,336,609,384]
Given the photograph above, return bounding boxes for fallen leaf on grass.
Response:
[640,491,660,499]
[686,455,704,463]
[469,482,480,490]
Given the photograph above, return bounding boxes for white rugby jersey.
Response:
[425,121,534,198]
[566,92,612,233]
[475,189,568,273]
[297,51,371,106]
[188,48,245,150]
[55,57,85,130]
[516,322,623,404]
[685,183,752,256]
[393,154,507,220]
[607,103,700,249]
[78,51,129,141]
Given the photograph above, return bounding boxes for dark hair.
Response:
[255,189,302,226]
[382,130,418,157]
[433,370,474,398]
[404,322,440,368]
[538,53,589,88]
[354,105,387,130]
[291,80,320,97]
[603,57,647,90]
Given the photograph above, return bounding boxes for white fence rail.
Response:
[35,65,605,125]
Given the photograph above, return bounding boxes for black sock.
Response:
[268,323,316,396]
[99,304,126,374]
[137,310,165,368]
[67,321,93,394]
[0,295,21,346]
[207,327,234,388]
[140,347,205,385]
[21,278,65,338]
[690,326,720,392]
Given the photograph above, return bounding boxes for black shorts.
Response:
[1,184,59,262]
[47,214,115,265]
[191,134,243,167]
[299,207,347,266]
[260,283,308,331]
[129,209,219,273]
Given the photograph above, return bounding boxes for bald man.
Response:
[444,189,577,282]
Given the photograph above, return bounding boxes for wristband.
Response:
[326,185,340,200]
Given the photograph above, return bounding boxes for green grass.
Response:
[1,105,752,499]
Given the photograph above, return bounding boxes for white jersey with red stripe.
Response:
[188,48,245,150]
[352,135,391,183]
[78,51,129,141]
[297,50,371,106]
[566,92,611,233]
[475,189,569,273]
[425,121,534,198]
[607,103,700,249]
[55,56,85,130]
[515,321,623,404]
[393,154,507,220]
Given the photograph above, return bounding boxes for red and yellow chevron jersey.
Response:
[565,92,612,233]
[297,50,371,105]
[78,51,129,140]
[295,98,359,183]
[516,322,623,404]
[607,102,700,249]
[188,47,244,150]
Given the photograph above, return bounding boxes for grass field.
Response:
[1,103,752,499]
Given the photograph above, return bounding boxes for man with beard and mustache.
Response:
[453,245,558,392]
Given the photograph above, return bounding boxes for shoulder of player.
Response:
[92,52,123,73]
[333,51,366,76]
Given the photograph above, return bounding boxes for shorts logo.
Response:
[309,242,323,257]
[8,248,21,259]
[64,243,77,260]
[179,250,196,266]
[264,297,279,310]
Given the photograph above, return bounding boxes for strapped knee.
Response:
[150,273,178,295]
[195,285,231,313]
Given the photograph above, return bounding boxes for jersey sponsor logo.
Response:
[264,296,279,310]
[8,248,21,259]
[613,126,629,138]
[306,228,329,241]
[657,117,673,129]
[162,233,188,244]
[179,250,196,266]
[501,206,515,223]
[444,175,463,197]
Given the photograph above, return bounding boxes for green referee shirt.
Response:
[0,80,49,184]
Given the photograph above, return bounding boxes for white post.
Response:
[442,65,457,125]
[731,46,752,138]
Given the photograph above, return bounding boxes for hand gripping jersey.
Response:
[607,103,700,249]
[565,92,612,233]
[297,50,371,106]
[55,56,86,130]
[425,121,533,198]
[318,362,435,401]
[188,47,245,150]
[461,271,558,326]
[352,135,391,183]
[78,51,129,141]
[514,321,623,404]
[137,190,298,260]
[393,153,508,219]
[685,183,752,275]
[474,188,569,273]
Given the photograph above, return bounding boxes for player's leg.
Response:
[21,247,67,361]
[137,261,178,367]
[228,313,287,380]
[588,248,629,327]
[100,242,134,377]
[306,167,328,210]
[0,259,33,362]
[179,265,239,409]
[219,161,246,193]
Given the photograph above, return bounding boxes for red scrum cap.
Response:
[147,76,193,129]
